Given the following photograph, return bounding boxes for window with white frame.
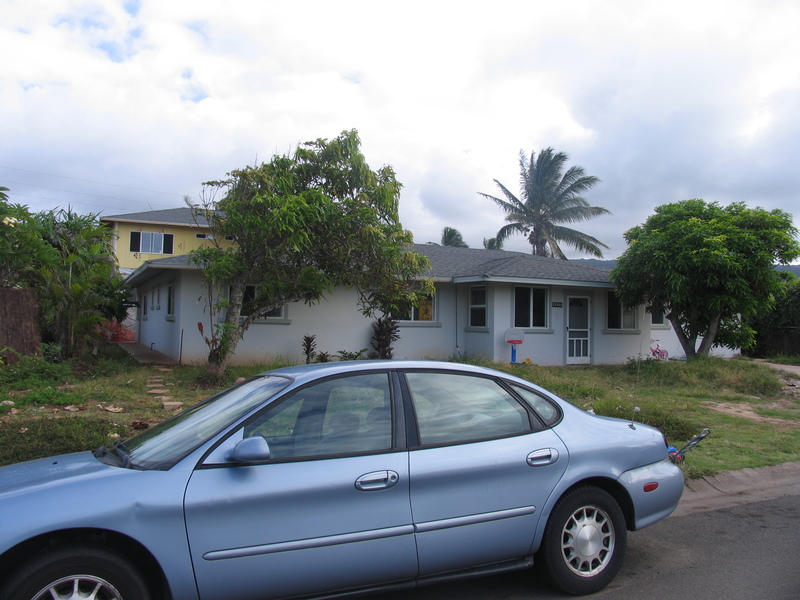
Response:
[469,286,487,327]
[514,287,547,328]
[395,294,434,322]
[129,232,174,255]
[650,305,666,326]
[607,291,636,329]
[239,285,284,320]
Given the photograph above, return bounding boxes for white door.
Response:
[567,296,591,365]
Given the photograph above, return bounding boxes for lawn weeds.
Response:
[1,350,798,477]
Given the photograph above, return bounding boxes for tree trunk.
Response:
[696,313,722,358]
[667,312,697,359]
[202,278,247,379]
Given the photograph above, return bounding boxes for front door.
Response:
[567,296,591,365]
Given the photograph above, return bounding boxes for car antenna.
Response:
[629,406,640,430]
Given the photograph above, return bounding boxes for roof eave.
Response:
[100,217,208,228]
[124,261,200,288]
[452,275,613,287]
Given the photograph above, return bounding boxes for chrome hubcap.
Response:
[560,505,615,577]
[32,575,122,600]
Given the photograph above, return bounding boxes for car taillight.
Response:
[643,482,659,493]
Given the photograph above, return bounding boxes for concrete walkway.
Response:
[116,342,179,366]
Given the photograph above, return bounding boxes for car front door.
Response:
[404,371,569,576]
[183,372,416,600]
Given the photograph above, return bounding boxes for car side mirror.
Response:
[229,437,271,463]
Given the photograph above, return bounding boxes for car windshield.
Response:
[110,375,292,470]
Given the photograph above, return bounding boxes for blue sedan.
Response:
[0,361,683,599]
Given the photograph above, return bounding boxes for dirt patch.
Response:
[703,402,797,426]
[702,374,800,426]
[780,377,800,400]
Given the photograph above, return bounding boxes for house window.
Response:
[469,286,487,327]
[396,294,434,322]
[607,291,636,329]
[195,233,216,240]
[129,232,174,255]
[650,305,665,326]
[514,287,547,328]
[239,285,284,320]
[141,294,148,320]
[167,285,175,318]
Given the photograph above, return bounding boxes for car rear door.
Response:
[403,370,569,576]
[183,371,416,600]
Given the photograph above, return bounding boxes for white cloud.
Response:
[1,0,798,259]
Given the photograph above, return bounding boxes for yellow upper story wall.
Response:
[107,221,234,269]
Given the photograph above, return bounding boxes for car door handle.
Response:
[527,448,559,467]
[355,470,400,491]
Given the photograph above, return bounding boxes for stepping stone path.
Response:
[146,368,183,411]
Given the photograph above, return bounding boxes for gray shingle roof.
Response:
[413,244,611,284]
[101,207,212,227]
[125,242,612,289]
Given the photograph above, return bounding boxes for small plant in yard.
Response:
[371,317,399,359]
[336,348,369,361]
[302,334,317,364]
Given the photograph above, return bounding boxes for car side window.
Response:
[243,373,392,459]
[406,372,532,445]
[510,385,562,427]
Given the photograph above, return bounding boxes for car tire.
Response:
[0,543,152,600]
[538,486,627,595]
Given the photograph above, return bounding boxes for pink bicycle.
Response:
[650,339,668,360]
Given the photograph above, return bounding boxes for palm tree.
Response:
[483,237,503,250]
[441,226,468,248]
[480,148,611,259]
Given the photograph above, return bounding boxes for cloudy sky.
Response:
[2,0,799,259]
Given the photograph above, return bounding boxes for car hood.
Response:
[0,451,121,497]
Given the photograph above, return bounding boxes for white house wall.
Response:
[133,270,679,366]
[393,284,457,360]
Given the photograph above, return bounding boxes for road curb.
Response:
[672,461,800,516]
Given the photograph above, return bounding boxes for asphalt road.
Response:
[369,493,800,600]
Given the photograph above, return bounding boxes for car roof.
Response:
[261,360,509,383]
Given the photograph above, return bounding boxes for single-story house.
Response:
[123,244,687,366]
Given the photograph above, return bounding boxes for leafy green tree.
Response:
[441,226,468,247]
[611,199,800,359]
[191,129,432,378]
[2,194,130,358]
[1,193,54,288]
[34,208,127,358]
[480,147,610,258]
[746,274,800,357]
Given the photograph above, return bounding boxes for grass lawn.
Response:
[1,346,798,478]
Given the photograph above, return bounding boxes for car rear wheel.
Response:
[538,486,627,595]
[0,544,152,600]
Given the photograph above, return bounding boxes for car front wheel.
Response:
[538,486,627,595]
[0,544,152,600]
